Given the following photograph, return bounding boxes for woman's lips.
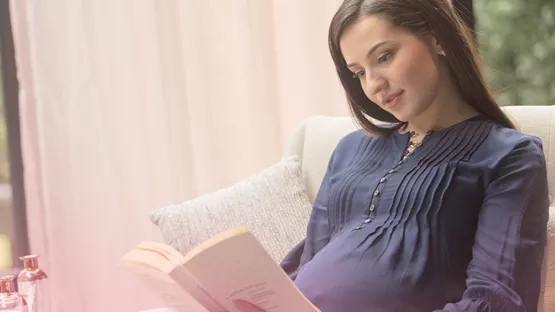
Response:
[385,91,404,109]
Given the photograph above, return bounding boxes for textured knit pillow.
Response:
[149,156,312,262]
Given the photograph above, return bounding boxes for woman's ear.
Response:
[432,36,446,56]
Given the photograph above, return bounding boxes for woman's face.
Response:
[340,15,443,122]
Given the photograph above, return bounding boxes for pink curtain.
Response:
[9,0,348,311]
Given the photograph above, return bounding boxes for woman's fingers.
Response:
[232,299,266,312]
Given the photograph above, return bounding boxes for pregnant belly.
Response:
[293,228,447,312]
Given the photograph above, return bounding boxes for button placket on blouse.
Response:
[353,131,430,231]
[354,161,402,230]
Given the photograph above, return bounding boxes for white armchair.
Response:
[142,105,555,312]
[282,105,555,312]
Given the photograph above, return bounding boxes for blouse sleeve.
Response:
[280,151,335,280]
[436,137,550,312]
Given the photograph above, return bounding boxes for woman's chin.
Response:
[390,111,410,123]
[389,106,419,124]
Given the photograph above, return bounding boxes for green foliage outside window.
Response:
[475,0,555,106]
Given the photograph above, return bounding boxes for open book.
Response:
[122,227,319,312]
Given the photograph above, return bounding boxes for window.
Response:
[0,53,12,271]
[475,0,555,106]
[1,1,28,274]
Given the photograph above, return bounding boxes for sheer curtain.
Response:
[9,0,347,311]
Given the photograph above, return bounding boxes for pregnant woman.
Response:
[237,0,549,311]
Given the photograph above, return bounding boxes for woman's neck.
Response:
[403,84,479,136]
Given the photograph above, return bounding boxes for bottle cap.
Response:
[0,275,17,294]
[18,255,48,282]
[20,255,39,270]
[0,275,26,308]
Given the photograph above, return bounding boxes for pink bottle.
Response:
[0,275,25,312]
[17,256,47,312]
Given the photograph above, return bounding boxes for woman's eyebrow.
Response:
[346,40,391,68]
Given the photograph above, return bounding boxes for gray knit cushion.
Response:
[149,156,312,262]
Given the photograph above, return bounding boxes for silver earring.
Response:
[439,50,446,56]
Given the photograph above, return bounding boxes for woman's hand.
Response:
[232,299,267,312]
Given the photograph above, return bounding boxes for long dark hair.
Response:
[329,0,516,135]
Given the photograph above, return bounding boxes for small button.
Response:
[370,205,375,211]
[380,177,386,183]
[374,190,380,196]
[364,218,372,223]
[354,226,362,230]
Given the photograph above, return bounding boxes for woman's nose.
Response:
[364,72,386,99]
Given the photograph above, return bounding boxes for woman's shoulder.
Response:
[328,128,391,167]
[335,129,369,148]
[487,123,543,152]
[333,128,388,152]
[478,121,545,165]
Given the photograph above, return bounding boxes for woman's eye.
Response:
[352,71,365,79]
[378,51,392,64]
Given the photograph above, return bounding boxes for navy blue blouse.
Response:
[280,115,549,312]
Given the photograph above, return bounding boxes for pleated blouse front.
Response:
[281,116,549,312]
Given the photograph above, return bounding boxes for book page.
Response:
[124,241,234,312]
[176,228,319,312]
[170,267,231,312]
[123,262,209,312]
